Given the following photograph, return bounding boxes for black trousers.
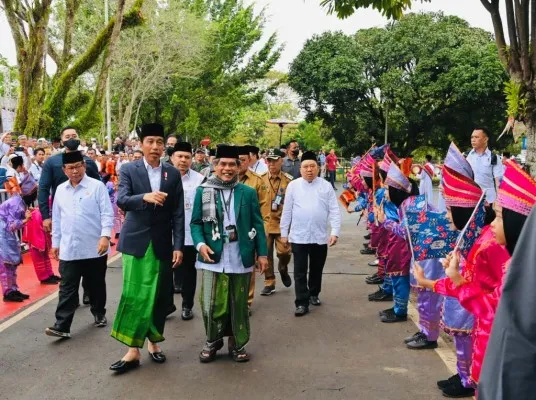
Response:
[173,246,198,309]
[54,256,107,332]
[291,243,328,307]
[328,170,336,188]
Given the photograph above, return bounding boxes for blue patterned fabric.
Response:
[456,197,486,259]
[392,275,410,316]
[406,209,458,261]
[381,275,393,295]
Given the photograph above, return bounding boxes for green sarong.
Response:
[200,270,251,350]
[111,242,171,347]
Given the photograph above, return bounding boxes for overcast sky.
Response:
[0,0,501,72]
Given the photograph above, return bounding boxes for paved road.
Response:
[1,196,451,400]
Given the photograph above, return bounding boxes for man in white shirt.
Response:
[466,128,504,204]
[170,141,205,320]
[45,151,114,339]
[248,145,268,175]
[280,151,341,316]
[191,145,268,363]
[29,148,45,182]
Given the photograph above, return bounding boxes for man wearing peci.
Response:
[191,145,268,363]
[280,151,341,316]
[110,123,185,374]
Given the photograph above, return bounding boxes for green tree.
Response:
[288,13,507,156]
[320,0,536,172]
[136,0,283,144]
[0,55,18,98]
[1,0,145,137]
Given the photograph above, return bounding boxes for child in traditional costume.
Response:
[376,163,419,322]
[0,156,38,302]
[23,204,60,285]
[413,163,509,398]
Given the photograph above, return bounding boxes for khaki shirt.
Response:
[259,170,293,234]
[240,169,268,212]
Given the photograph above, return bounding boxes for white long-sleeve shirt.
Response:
[280,177,342,245]
[181,169,205,246]
[52,175,114,261]
[196,189,253,273]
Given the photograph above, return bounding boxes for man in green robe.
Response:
[109,123,185,373]
[191,145,268,362]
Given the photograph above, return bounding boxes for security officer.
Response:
[237,146,268,312]
[259,149,293,296]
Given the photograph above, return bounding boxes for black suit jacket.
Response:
[117,159,184,261]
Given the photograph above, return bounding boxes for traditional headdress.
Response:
[173,142,192,154]
[379,147,399,172]
[385,162,412,193]
[444,142,473,179]
[215,145,239,159]
[441,165,483,208]
[300,151,317,163]
[238,146,251,156]
[137,123,165,140]
[357,154,375,178]
[62,151,84,165]
[497,160,536,216]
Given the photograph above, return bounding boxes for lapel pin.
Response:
[164,172,168,181]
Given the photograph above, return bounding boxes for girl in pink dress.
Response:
[414,160,536,396]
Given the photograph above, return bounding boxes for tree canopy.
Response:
[288,12,507,156]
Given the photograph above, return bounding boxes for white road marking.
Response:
[0,252,122,332]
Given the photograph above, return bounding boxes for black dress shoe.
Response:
[3,291,23,302]
[362,242,370,248]
[148,351,166,363]
[14,290,29,299]
[174,285,182,294]
[181,308,193,320]
[437,374,461,390]
[380,310,407,323]
[294,305,309,316]
[82,292,90,305]
[309,296,321,306]
[110,359,140,373]
[360,247,376,255]
[41,276,59,285]
[364,234,371,240]
[368,287,393,302]
[406,335,438,350]
[404,331,422,344]
[166,304,177,317]
[260,285,275,296]
[378,307,394,317]
[94,315,107,327]
[45,327,71,338]
[52,275,62,282]
[365,274,384,285]
[280,272,292,287]
[442,378,475,398]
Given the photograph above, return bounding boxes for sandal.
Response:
[199,339,223,363]
[231,347,250,363]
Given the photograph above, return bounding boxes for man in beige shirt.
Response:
[259,149,293,295]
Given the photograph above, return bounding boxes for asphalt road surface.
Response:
[0,194,452,400]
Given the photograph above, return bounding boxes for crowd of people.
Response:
[344,127,536,399]
[1,124,534,399]
[0,124,341,370]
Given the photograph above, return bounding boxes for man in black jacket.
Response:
[110,123,185,374]
[38,127,101,305]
